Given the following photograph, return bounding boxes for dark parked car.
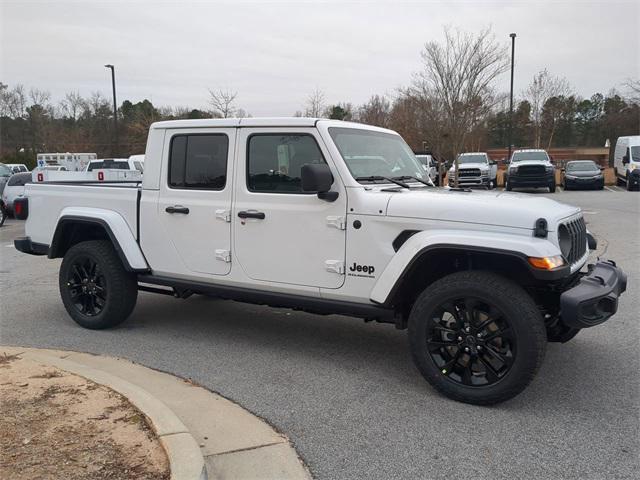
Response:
[562,160,604,190]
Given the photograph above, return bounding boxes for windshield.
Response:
[0,164,11,177]
[328,128,427,182]
[7,172,32,186]
[511,151,550,162]
[457,154,487,164]
[566,161,598,172]
[87,161,130,171]
[631,146,640,161]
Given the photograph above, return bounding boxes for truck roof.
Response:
[150,117,396,134]
[151,117,320,129]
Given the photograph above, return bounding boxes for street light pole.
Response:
[104,64,118,157]
[507,33,516,162]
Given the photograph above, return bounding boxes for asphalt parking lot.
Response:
[1,188,638,480]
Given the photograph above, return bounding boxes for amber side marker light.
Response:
[528,255,565,270]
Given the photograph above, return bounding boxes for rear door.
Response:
[156,128,235,275]
[233,128,347,289]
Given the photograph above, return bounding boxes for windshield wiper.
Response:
[392,175,434,187]
[355,175,410,188]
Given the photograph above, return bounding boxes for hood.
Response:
[385,188,580,230]
[449,162,488,172]
[510,160,552,168]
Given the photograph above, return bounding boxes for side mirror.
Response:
[301,163,337,202]
[622,155,629,165]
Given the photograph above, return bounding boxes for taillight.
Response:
[14,197,28,220]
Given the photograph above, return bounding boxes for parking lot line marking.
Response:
[604,186,617,192]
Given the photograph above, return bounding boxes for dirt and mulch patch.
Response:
[0,351,169,480]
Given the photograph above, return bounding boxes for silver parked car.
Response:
[2,172,32,214]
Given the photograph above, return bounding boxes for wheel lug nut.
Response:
[457,336,463,341]
[464,347,470,353]
[477,345,483,351]
[465,327,470,333]
[477,333,482,338]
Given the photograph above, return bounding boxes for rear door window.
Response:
[169,134,229,190]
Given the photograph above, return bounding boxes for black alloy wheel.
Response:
[65,255,107,316]
[425,297,515,387]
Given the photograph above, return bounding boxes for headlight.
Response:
[558,224,572,259]
[630,164,637,171]
[508,166,518,173]
[545,165,555,172]
[565,174,577,179]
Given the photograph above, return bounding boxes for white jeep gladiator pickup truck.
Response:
[14,118,627,405]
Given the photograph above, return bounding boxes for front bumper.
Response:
[565,176,604,188]
[14,236,49,256]
[448,176,490,187]
[629,170,640,186]
[560,260,627,328]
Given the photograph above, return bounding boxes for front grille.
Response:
[459,169,480,177]
[564,217,587,264]
[518,165,546,176]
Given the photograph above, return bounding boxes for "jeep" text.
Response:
[349,263,375,275]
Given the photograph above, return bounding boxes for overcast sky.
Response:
[1,0,638,116]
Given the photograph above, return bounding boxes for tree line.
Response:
[1,27,638,169]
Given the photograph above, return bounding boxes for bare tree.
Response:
[208,88,238,118]
[0,84,27,118]
[358,95,391,127]
[624,78,640,103]
[28,88,51,107]
[412,26,508,186]
[305,88,326,117]
[59,91,86,121]
[524,69,572,148]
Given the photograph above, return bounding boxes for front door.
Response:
[233,129,347,289]
[157,128,235,276]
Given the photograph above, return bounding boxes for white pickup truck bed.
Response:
[26,182,141,248]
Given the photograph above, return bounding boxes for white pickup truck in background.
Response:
[14,117,627,405]
[448,152,498,189]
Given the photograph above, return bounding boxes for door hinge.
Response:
[215,209,231,222]
[215,249,231,263]
[326,215,346,230]
[325,260,345,274]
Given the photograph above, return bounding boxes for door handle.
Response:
[165,205,190,214]
[237,210,265,220]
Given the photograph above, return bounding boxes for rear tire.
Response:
[59,240,138,329]
[549,183,556,193]
[408,271,546,405]
[505,180,513,191]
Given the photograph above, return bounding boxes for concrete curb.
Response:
[5,347,206,480]
[2,347,311,480]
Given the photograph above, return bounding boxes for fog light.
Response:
[528,255,565,270]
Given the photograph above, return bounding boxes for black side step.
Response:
[137,274,394,321]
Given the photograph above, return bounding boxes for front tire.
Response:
[408,271,546,405]
[59,240,138,329]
